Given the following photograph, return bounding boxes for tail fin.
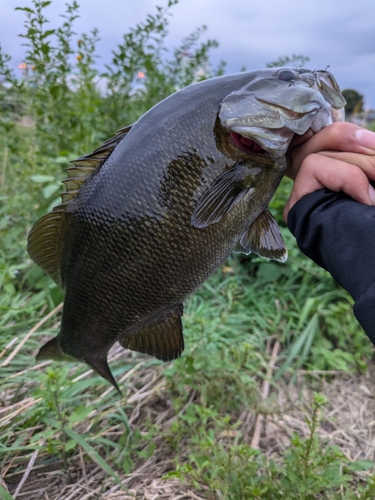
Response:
[37,338,122,396]
[86,354,122,396]
[36,337,69,360]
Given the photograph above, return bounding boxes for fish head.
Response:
[219,67,346,160]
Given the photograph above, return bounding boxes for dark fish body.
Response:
[28,68,345,390]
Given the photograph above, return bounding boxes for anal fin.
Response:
[235,209,288,262]
[120,305,184,361]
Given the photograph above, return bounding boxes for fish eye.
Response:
[276,69,299,82]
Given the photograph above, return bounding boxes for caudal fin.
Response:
[86,354,122,396]
[36,337,69,360]
[37,338,122,396]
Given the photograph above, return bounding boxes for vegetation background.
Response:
[1,1,375,498]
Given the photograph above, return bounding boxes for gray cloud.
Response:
[1,0,375,107]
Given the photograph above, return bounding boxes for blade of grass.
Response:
[63,428,124,488]
[0,485,15,500]
[275,313,319,380]
[1,303,62,367]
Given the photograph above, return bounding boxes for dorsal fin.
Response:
[62,124,134,205]
[71,124,132,170]
[27,206,66,287]
[27,124,133,287]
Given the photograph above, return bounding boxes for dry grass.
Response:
[2,336,375,499]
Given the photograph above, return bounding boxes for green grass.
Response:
[2,253,374,498]
[165,393,375,500]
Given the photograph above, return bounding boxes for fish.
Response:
[27,67,345,392]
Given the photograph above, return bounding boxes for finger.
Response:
[316,151,375,180]
[285,129,314,178]
[295,122,375,157]
[283,154,375,221]
[286,123,375,180]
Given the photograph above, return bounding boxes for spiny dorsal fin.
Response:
[27,124,133,287]
[120,305,184,361]
[72,124,132,170]
[62,124,134,202]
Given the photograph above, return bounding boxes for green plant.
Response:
[266,54,310,68]
[166,393,375,499]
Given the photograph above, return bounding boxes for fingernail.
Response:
[356,129,375,149]
[368,185,375,205]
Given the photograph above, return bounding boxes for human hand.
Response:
[283,122,375,221]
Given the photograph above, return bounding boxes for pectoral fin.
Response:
[120,305,184,361]
[191,164,261,228]
[235,209,288,262]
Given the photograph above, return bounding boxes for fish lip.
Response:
[256,98,320,120]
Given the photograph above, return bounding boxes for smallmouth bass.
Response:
[28,68,345,391]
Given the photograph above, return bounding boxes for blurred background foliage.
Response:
[1,1,375,498]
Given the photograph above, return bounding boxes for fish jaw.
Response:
[220,91,326,159]
[219,67,346,159]
[229,124,294,160]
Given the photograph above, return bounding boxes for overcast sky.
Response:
[1,0,375,108]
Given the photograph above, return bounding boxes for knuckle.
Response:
[301,153,320,170]
[326,122,359,149]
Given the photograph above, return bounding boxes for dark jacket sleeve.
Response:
[287,183,375,345]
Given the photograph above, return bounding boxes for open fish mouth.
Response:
[229,99,320,157]
[229,97,322,156]
[231,131,266,155]
[223,102,322,159]
[229,124,294,159]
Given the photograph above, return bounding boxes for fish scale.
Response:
[27,68,346,392]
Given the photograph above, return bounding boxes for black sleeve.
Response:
[287,183,375,345]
